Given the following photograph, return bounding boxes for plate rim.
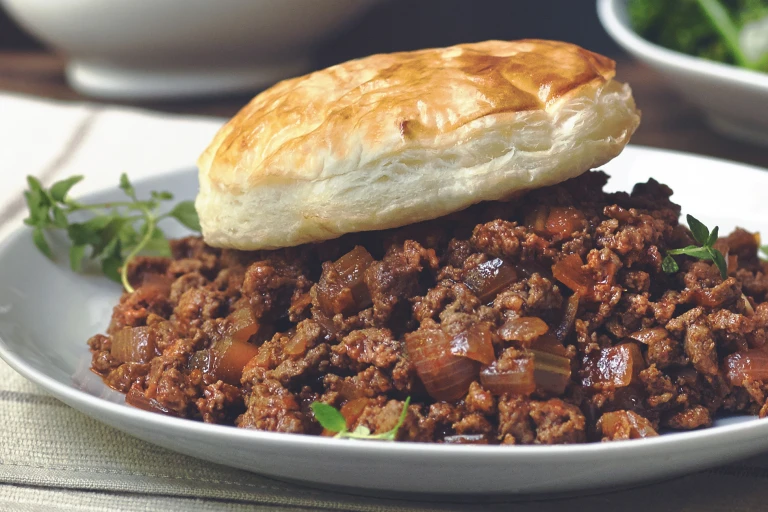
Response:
[2,143,768,461]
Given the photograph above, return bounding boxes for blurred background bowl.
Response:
[0,0,384,99]
[598,0,768,147]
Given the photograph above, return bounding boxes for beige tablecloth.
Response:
[3,91,768,511]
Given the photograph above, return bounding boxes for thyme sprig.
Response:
[24,173,200,292]
[662,214,728,279]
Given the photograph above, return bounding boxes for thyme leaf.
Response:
[311,397,411,441]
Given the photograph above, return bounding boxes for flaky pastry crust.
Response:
[197,39,640,249]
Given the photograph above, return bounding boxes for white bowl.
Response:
[1,0,383,99]
[598,0,768,147]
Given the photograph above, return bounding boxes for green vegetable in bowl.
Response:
[628,0,768,71]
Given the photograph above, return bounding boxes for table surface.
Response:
[1,50,767,170]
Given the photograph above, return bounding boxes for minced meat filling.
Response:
[88,171,768,444]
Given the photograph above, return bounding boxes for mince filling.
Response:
[87,171,768,444]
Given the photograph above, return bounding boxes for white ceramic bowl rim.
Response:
[597,0,768,88]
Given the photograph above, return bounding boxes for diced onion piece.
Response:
[545,207,586,238]
[188,349,213,373]
[525,332,571,394]
[283,334,308,356]
[499,316,549,344]
[533,368,570,395]
[692,290,730,308]
[480,358,535,396]
[334,246,374,305]
[450,323,495,364]
[552,253,595,296]
[335,378,368,401]
[227,305,259,343]
[464,258,518,303]
[525,205,549,232]
[530,349,571,395]
[340,397,370,429]
[555,293,579,343]
[530,332,569,357]
[125,387,176,416]
[530,350,571,376]
[581,343,645,389]
[111,326,156,364]
[724,350,768,385]
[316,246,374,316]
[553,254,594,296]
[598,410,658,439]
[313,311,339,337]
[742,294,755,317]
[210,337,260,385]
[628,327,669,346]
[405,329,479,401]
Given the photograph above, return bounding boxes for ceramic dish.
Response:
[598,0,768,147]
[2,146,768,495]
[0,0,384,99]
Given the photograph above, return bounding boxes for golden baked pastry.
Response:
[196,39,640,250]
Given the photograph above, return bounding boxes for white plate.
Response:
[2,146,768,495]
[598,0,768,147]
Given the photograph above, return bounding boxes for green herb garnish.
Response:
[663,214,728,279]
[24,173,200,293]
[629,0,768,72]
[311,397,411,441]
